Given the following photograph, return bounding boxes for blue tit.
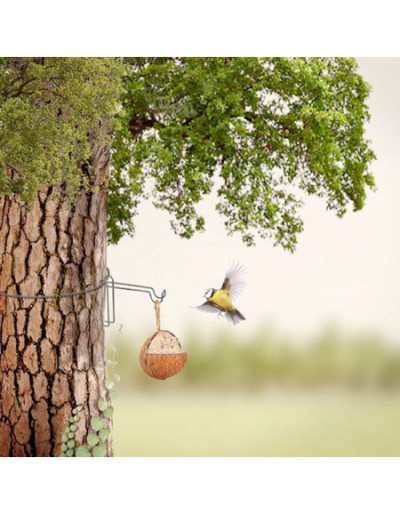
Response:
[196,263,246,324]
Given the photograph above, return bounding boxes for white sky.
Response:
[107,58,400,344]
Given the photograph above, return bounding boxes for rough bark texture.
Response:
[0,146,110,457]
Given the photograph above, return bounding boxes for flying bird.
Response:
[196,264,246,324]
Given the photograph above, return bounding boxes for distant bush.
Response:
[107,325,400,392]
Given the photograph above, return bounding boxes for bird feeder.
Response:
[103,270,187,380]
[0,268,187,381]
[139,301,187,380]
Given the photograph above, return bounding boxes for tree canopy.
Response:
[0,57,375,251]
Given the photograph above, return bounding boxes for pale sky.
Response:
[107,58,400,344]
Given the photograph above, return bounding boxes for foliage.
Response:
[60,399,113,457]
[0,58,375,250]
[60,405,81,457]
[109,326,400,391]
[0,58,123,201]
[111,57,375,250]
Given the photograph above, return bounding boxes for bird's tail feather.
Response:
[226,309,245,325]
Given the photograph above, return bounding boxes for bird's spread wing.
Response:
[221,262,246,300]
[196,301,224,314]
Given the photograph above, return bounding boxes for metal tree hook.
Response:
[104,268,166,327]
[0,267,163,327]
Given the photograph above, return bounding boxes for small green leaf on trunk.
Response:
[98,399,108,411]
[75,446,91,457]
[98,428,111,442]
[90,416,105,432]
[92,444,107,457]
[103,407,113,420]
[87,431,99,447]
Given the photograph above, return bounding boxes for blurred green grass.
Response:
[113,392,400,456]
[108,325,400,456]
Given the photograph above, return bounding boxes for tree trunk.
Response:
[0,147,110,457]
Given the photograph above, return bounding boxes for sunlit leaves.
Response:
[0,58,123,201]
[111,57,375,251]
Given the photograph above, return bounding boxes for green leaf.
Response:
[92,444,107,457]
[67,439,75,449]
[75,446,92,457]
[98,428,111,442]
[87,431,99,448]
[103,407,113,420]
[70,423,78,432]
[65,449,74,457]
[97,399,108,412]
[90,416,105,432]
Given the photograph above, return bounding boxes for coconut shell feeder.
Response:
[103,269,187,380]
[139,301,187,380]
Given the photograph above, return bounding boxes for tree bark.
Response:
[0,147,110,457]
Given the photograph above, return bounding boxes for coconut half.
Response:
[139,330,187,380]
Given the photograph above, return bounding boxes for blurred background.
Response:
[107,58,400,456]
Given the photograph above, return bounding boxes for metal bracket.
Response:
[104,268,166,327]
[0,266,163,327]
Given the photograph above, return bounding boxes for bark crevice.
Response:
[0,149,110,457]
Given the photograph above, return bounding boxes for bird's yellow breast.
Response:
[209,289,234,311]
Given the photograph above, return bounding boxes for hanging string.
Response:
[154,300,161,332]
